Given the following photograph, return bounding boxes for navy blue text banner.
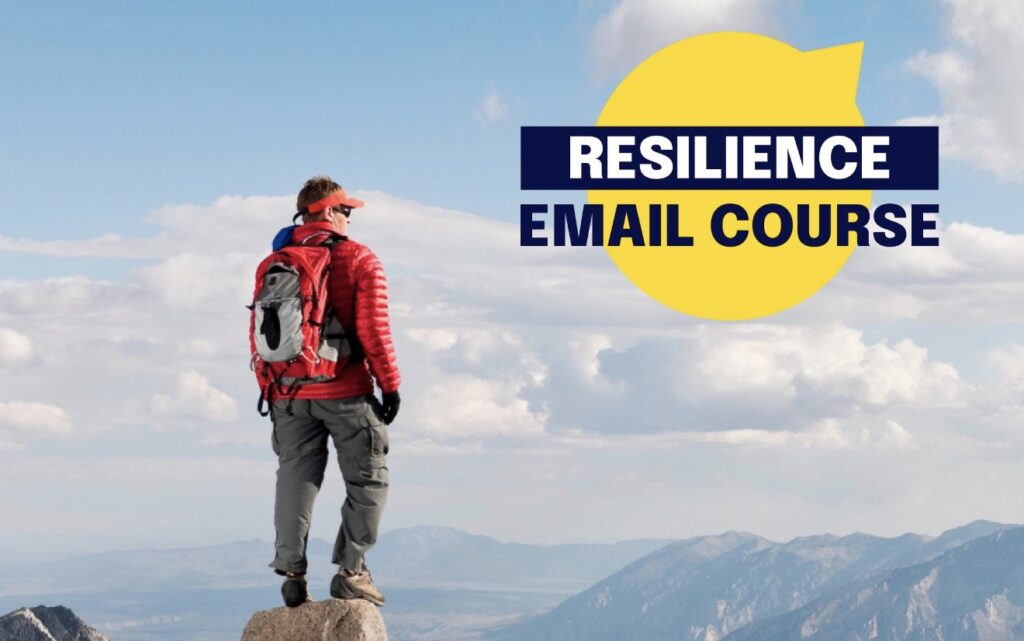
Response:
[520,126,939,190]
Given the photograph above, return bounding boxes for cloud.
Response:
[530,324,965,437]
[557,417,916,451]
[694,325,964,408]
[404,327,548,438]
[0,402,71,434]
[902,0,1024,178]
[987,344,1024,389]
[978,344,1024,431]
[0,328,32,366]
[0,188,1023,548]
[151,371,240,424]
[138,251,256,309]
[589,0,780,81]
[17,455,274,483]
[0,190,1010,450]
[0,233,158,258]
[0,277,139,316]
[808,220,1024,324]
[419,375,548,437]
[473,87,510,124]
[0,438,26,453]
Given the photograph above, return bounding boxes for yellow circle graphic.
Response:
[590,33,871,320]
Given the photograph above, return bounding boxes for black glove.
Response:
[380,391,401,425]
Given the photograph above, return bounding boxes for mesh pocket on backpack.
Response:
[254,298,303,361]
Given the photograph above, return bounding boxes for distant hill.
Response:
[0,525,674,597]
[0,605,110,641]
[370,525,674,590]
[0,526,674,641]
[490,520,1013,641]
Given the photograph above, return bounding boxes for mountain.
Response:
[4,522,1015,641]
[489,520,1013,641]
[0,605,110,641]
[724,525,1024,641]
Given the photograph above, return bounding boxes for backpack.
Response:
[248,231,351,416]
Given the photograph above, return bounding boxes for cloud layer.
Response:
[0,188,1022,547]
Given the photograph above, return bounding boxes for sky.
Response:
[2,0,1024,560]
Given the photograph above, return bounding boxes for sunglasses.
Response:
[333,206,353,219]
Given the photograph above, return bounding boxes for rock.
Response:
[0,606,111,641]
[240,599,388,641]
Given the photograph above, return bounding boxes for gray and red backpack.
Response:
[248,229,351,416]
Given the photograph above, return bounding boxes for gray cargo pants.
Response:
[268,395,389,576]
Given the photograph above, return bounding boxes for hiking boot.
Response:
[281,573,313,608]
[330,568,386,606]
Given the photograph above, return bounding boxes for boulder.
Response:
[240,599,387,641]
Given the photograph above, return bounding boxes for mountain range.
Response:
[489,520,1014,641]
[726,525,1024,641]
[4,521,1024,641]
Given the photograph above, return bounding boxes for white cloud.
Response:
[419,374,548,437]
[676,418,914,450]
[980,344,1024,429]
[550,416,917,451]
[878,420,916,450]
[694,325,964,408]
[404,327,549,438]
[151,371,240,424]
[811,220,1024,324]
[0,277,137,316]
[535,324,965,438]
[406,328,460,353]
[569,333,619,389]
[0,455,273,484]
[0,402,71,434]
[589,0,780,81]
[0,233,158,259]
[138,251,256,309]
[0,190,1008,449]
[0,328,32,366]
[902,0,1024,178]
[473,87,510,124]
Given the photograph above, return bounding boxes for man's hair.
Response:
[297,175,342,211]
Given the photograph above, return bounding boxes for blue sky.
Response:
[3,0,1024,560]
[4,0,1021,243]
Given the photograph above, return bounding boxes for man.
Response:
[266,176,401,608]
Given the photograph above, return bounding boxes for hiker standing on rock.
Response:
[249,175,401,608]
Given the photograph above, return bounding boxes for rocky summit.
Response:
[0,605,110,641]
[241,599,388,641]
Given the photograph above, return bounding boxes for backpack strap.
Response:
[257,385,272,417]
[298,231,347,247]
[257,363,273,417]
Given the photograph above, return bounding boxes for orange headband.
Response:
[304,189,365,214]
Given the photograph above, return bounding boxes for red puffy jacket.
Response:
[284,221,401,399]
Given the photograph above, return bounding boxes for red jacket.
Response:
[287,222,401,399]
